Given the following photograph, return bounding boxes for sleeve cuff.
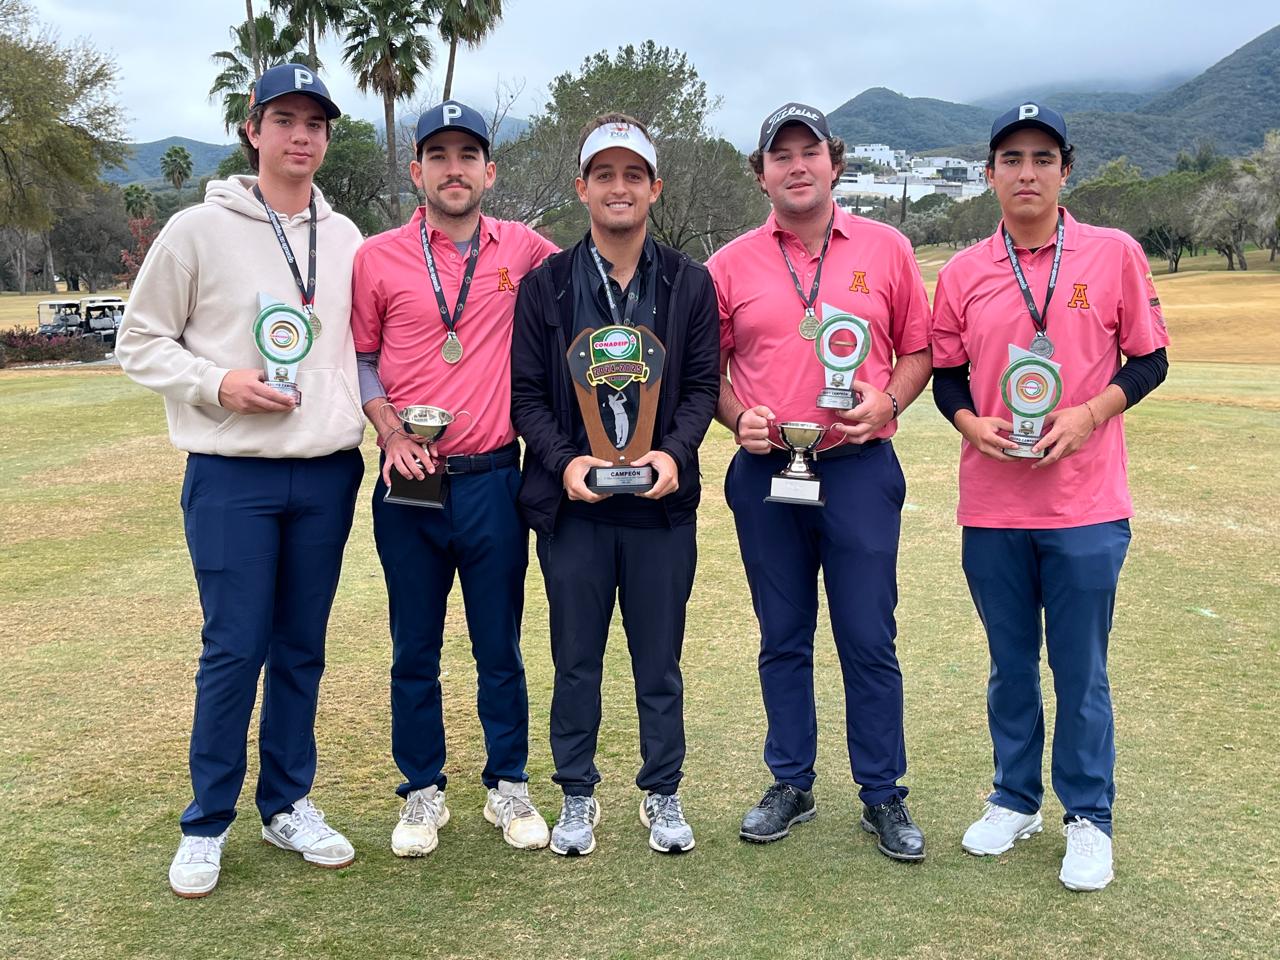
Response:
[198,364,231,407]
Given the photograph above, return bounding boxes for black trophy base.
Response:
[587,464,655,494]
[265,380,301,406]
[816,388,856,410]
[1003,434,1045,459]
[765,474,826,507]
[384,467,448,508]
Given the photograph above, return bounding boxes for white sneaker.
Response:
[484,780,550,849]
[961,801,1043,856]
[261,797,355,868]
[1060,817,1114,891]
[168,830,228,898]
[391,786,450,857]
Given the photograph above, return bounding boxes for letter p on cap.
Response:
[443,104,462,122]
[294,68,314,90]
[1018,103,1039,120]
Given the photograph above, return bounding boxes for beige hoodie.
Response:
[117,176,366,458]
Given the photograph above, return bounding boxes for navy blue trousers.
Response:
[726,443,908,805]
[536,515,695,797]
[179,449,362,837]
[372,462,529,796]
[962,521,1130,836]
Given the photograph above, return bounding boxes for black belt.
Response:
[443,440,520,475]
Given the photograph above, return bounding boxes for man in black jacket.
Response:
[511,113,719,856]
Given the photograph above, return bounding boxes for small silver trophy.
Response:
[253,293,314,406]
[999,344,1064,458]
[384,405,472,508]
[765,421,829,507]
[815,304,872,410]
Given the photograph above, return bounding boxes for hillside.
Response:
[103,136,236,187]
[826,22,1280,175]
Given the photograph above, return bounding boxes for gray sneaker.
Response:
[550,795,600,856]
[640,792,695,853]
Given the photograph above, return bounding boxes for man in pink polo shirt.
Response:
[707,103,932,860]
[931,103,1169,892]
[350,100,557,857]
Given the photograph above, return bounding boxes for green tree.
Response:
[50,182,132,292]
[438,0,503,100]
[1135,171,1201,273]
[1241,130,1280,261]
[160,145,194,203]
[342,0,436,224]
[269,0,348,68]
[122,184,154,219]
[315,117,391,235]
[208,13,305,131]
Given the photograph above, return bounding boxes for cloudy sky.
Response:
[32,1,1280,148]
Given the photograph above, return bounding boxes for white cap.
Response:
[578,122,658,177]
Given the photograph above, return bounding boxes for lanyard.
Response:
[420,218,482,334]
[777,213,834,315]
[1002,213,1064,336]
[588,241,641,327]
[253,185,316,310]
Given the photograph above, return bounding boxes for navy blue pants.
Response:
[536,514,695,797]
[179,449,362,837]
[962,521,1130,836]
[726,443,908,805]
[372,462,529,796]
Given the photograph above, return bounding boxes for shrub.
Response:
[0,328,111,365]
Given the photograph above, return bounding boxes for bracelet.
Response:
[887,392,899,420]
[734,409,747,437]
[1083,399,1099,429]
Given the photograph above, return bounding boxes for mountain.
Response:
[969,71,1193,114]
[104,136,237,188]
[826,23,1280,178]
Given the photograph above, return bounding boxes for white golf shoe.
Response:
[261,797,355,868]
[483,780,550,849]
[168,830,228,898]
[961,801,1043,856]
[1060,817,1114,891]
[391,786,450,857]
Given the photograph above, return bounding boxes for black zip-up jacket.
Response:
[511,239,721,537]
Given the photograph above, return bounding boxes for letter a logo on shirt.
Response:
[497,266,515,293]
[849,271,871,295]
[1067,283,1090,309]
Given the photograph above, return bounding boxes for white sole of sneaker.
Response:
[169,876,218,898]
[261,830,355,868]
[1060,869,1114,892]
[482,802,549,850]
[961,818,1044,856]
[390,803,450,857]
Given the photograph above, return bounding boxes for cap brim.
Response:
[989,119,1065,150]
[761,119,827,152]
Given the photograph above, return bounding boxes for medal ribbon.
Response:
[420,218,483,337]
[253,185,316,311]
[777,213,835,315]
[1002,213,1064,338]
[588,242,641,327]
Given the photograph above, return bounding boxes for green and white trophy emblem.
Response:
[999,343,1063,458]
[254,293,314,406]
[814,302,872,410]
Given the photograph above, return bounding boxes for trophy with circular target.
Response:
[814,304,872,410]
[999,344,1063,458]
[254,293,314,406]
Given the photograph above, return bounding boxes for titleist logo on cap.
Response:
[768,105,823,127]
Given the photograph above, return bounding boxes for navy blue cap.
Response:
[250,63,340,119]
[415,100,490,154]
[989,102,1067,150]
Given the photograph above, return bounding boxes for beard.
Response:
[426,182,484,222]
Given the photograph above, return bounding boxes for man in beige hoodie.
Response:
[116,64,366,899]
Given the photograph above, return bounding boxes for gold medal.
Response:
[798,310,820,341]
[441,331,464,364]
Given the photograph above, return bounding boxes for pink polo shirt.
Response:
[351,209,556,456]
[931,208,1170,529]
[707,206,931,446]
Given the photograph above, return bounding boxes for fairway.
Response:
[2,269,1278,959]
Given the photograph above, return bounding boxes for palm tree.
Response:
[160,146,194,203]
[269,0,349,69]
[245,0,261,77]
[438,0,503,101]
[123,184,154,219]
[209,13,305,132]
[342,1,435,222]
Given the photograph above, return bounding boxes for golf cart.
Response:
[80,296,127,341]
[36,300,82,338]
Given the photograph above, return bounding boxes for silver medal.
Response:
[441,331,464,364]
[305,306,322,339]
[1029,332,1054,359]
